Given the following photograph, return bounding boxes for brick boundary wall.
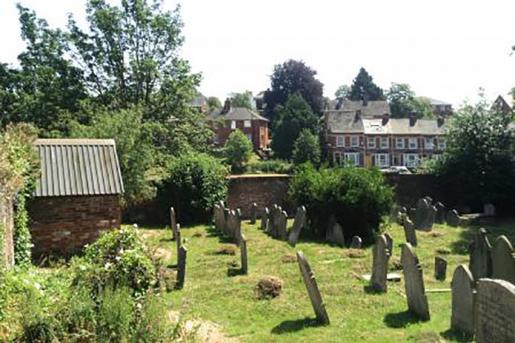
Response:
[0,197,14,268]
[28,195,121,257]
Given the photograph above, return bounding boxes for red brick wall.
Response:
[28,195,121,257]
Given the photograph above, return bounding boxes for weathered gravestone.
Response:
[234,209,243,246]
[225,210,235,238]
[396,207,407,225]
[327,222,345,247]
[250,202,258,224]
[277,211,288,241]
[261,207,269,232]
[384,233,393,256]
[370,235,390,292]
[469,228,492,281]
[350,236,362,249]
[272,205,283,239]
[414,198,431,231]
[435,202,446,224]
[240,234,248,275]
[403,218,417,247]
[175,224,181,261]
[296,251,330,325]
[450,265,475,336]
[213,204,221,232]
[434,256,447,281]
[170,206,177,240]
[474,279,515,343]
[491,235,515,285]
[288,206,306,247]
[223,208,230,236]
[176,245,187,289]
[401,243,430,321]
[325,215,337,243]
[483,203,495,216]
[446,209,461,227]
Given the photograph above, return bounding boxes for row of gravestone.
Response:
[395,196,462,230]
[170,207,188,289]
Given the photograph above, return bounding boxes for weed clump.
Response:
[255,276,283,299]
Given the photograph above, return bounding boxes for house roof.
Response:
[326,99,390,117]
[325,111,364,134]
[191,94,207,108]
[419,97,452,106]
[34,139,124,197]
[207,107,269,122]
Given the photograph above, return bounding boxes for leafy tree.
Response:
[207,96,222,112]
[224,130,253,173]
[292,130,321,166]
[348,67,385,101]
[334,85,350,99]
[387,83,433,118]
[263,60,324,123]
[271,94,319,160]
[230,91,254,109]
[432,97,515,213]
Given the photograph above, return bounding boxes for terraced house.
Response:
[324,100,447,168]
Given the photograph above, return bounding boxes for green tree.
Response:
[271,94,319,160]
[386,83,433,118]
[224,130,253,173]
[207,96,222,112]
[348,67,385,101]
[263,60,324,123]
[292,130,321,166]
[230,91,254,109]
[334,85,350,99]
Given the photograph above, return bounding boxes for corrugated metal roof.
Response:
[34,139,124,197]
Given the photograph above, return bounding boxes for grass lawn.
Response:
[141,217,514,343]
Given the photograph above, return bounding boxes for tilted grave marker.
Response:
[401,243,430,321]
[451,265,475,336]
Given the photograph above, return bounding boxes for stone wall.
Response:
[0,197,14,268]
[28,195,121,257]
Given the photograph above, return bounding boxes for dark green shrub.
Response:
[245,159,293,174]
[292,129,321,166]
[159,153,228,223]
[97,287,135,342]
[224,130,253,173]
[289,163,393,242]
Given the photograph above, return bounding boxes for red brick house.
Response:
[28,139,124,257]
[207,99,269,151]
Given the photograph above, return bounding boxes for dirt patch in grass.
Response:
[168,311,238,343]
[215,245,237,255]
[435,248,451,255]
[255,276,283,299]
[154,247,172,261]
[193,232,204,238]
[281,253,297,263]
[390,257,403,271]
[429,231,444,238]
[344,249,365,258]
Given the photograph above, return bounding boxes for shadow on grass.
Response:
[383,310,423,328]
[159,237,174,243]
[205,225,234,243]
[271,317,325,334]
[363,285,385,294]
[440,328,474,342]
[227,267,245,277]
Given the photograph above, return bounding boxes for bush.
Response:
[159,153,228,223]
[245,159,293,174]
[289,163,393,242]
[292,129,321,166]
[224,130,253,173]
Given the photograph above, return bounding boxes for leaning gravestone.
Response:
[250,203,258,224]
[403,218,417,247]
[277,211,288,240]
[474,279,515,343]
[170,207,177,240]
[288,206,306,247]
[350,236,362,249]
[446,209,461,227]
[434,256,447,281]
[296,251,330,325]
[469,228,492,281]
[401,243,430,321]
[240,234,248,275]
[370,235,390,293]
[491,235,515,285]
[261,207,269,232]
[175,224,182,262]
[384,233,393,256]
[450,265,475,336]
[435,202,446,224]
[176,245,187,289]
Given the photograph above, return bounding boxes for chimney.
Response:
[221,98,231,114]
[355,109,362,121]
[382,115,389,126]
[362,94,368,107]
[437,115,445,127]
[409,113,416,127]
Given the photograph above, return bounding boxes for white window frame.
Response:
[425,137,434,150]
[403,153,419,167]
[367,137,376,149]
[396,137,405,149]
[344,152,360,166]
[336,135,344,147]
[380,136,389,149]
[230,120,236,130]
[350,135,359,147]
[333,151,343,164]
[438,138,446,150]
[375,153,390,168]
[243,120,251,128]
[408,137,418,149]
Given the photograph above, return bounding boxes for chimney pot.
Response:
[355,109,362,121]
[222,98,231,114]
[409,113,417,127]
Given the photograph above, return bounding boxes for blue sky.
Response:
[1,0,514,106]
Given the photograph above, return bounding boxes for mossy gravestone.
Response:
[240,234,248,275]
[288,206,306,247]
[170,206,177,240]
[451,265,475,336]
[261,207,269,232]
[469,228,492,281]
[176,245,187,289]
[491,235,515,285]
[401,243,430,321]
[250,202,258,224]
[403,218,417,247]
[370,235,390,293]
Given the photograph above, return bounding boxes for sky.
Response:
[1,0,514,107]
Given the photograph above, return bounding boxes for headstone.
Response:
[261,207,269,232]
[328,222,345,247]
[175,223,181,262]
[277,211,288,240]
[483,203,495,216]
[213,204,221,231]
[491,235,515,284]
[272,205,283,238]
[434,256,447,281]
[396,206,407,225]
[414,198,431,230]
[234,209,243,245]
[350,236,362,249]
[223,208,230,236]
[370,235,390,292]
[176,245,187,289]
[288,206,306,247]
[446,209,460,227]
[296,251,330,325]
[424,196,433,205]
[403,218,417,247]
[384,233,393,256]
[401,243,430,321]
[250,202,258,224]
[240,234,248,274]
[325,215,337,243]
[225,210,235,238]
[170,207,177,240]
[450,265,475,336]
[474,279,515,343]
[435,202,446,224]
[469,228,492,281]
[408,207,417,222]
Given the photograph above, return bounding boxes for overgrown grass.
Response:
[142,217,515,343]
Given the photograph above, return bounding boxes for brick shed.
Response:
[28,139,124,257]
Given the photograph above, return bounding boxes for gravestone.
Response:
[435,202,446,224]
[170,206,177,240]
[403,218,417,246]
[491,235,515,285]
[250,202,258,224]
[401,243,430,321]
[408,208,417,222]
[296,251,330,325]
[451,265,475,336]
[414,198,431,230]
[225,210,235,238]
[240,234,248,275]
[213,204,221,232]
[272,205,283,239]
[434,256,447,281]
[475,279,515,343]
[469,228,492,281]
[350,236,362,249]
[483,203,495,216]
[370,235,390,292]
[446,209,460,227]
[328,222,345,247]
[424,196,432,205]
[277,211,288,240]
[223,208,230,236]
[175,223,181,262]
[261,207,270,232]
[288,206,306,247]
[396,207,407,225]
[176,245,187,289]
[234,209,243,245]
[384,233,393,256]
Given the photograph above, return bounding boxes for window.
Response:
[350,136,359,147]
[375,153,390,167]
[333,151,342,164]
[438,138,446,150]
[367,137,376,149]
[408,137,418,149]
[380,136,389,149]
[246,133,252,142]
[425,137,434,150]
[403,153,419,167]
[244,120,251,128]
[336,135,344,147]
[396,137,405,149]
[344,152,360,166]
[230,120,236,130]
